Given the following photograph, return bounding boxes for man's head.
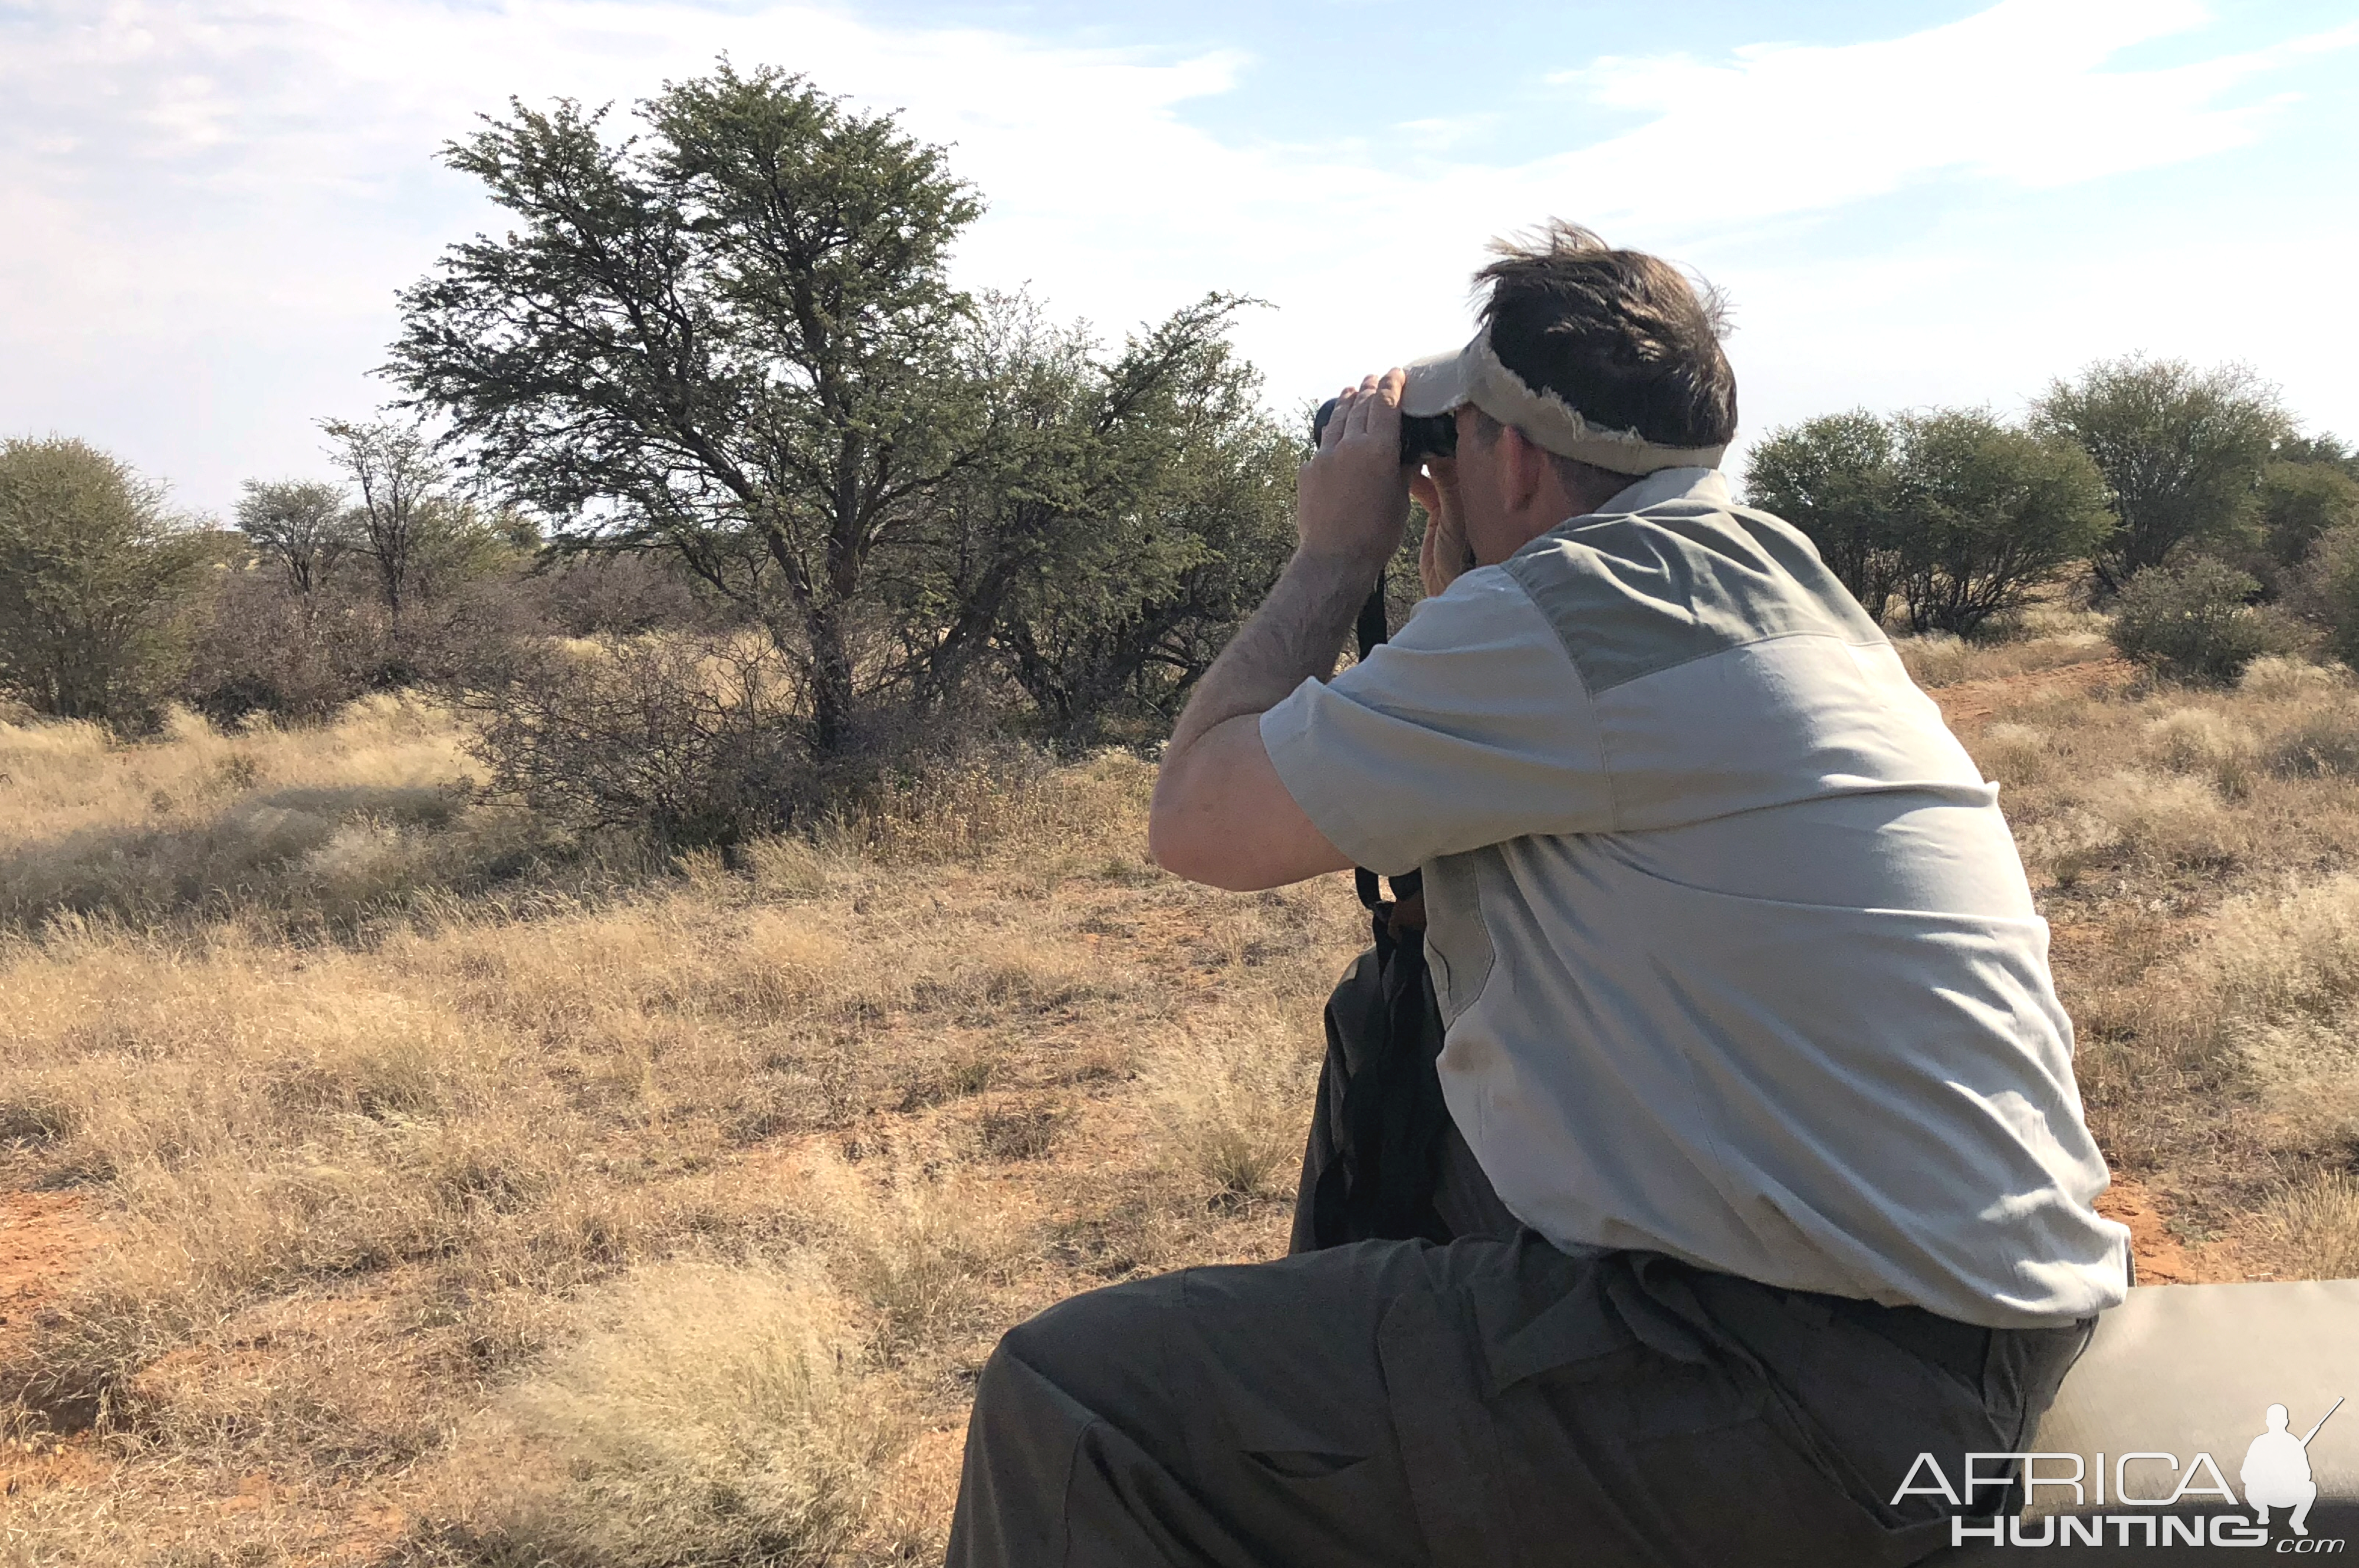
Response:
[1409,223,1737,566]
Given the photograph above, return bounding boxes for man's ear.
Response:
[1497,423,1549,520]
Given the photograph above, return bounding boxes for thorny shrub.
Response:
[2110,558,2301,684]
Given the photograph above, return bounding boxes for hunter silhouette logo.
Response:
[2246,1399,2343,1538]
[1895,1395,2348,1550]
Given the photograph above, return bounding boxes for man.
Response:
[2243,1403,2324,1536]
[947,222,2130,1567]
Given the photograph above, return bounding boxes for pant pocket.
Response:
[1245,1449,1368,1481]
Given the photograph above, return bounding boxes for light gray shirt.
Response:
[1261,468,2130,1328]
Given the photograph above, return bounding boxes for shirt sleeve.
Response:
[1257,567,1615,875]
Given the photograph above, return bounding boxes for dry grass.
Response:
[2197,875,2359,1033]
[1978,679,2359,893]
[797,1153,1034,1363]
[1955,645,2359,1237]
[0,701,464,847]
[9,622,2359,1564]
[0,698,580,935]
[1142,1011,1325,1202]
[429,1260,905,1568]
[0,702,1357,1566]
[2262,1172,2359,1281]
[1891,603,2111,688]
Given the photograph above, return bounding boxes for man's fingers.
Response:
[1346,370,1407,445]
[1412,451,1469,597]
[1323,384,1359,448]
[1297,372,1414,570]
[1319,387,1356,452]
[1322,370,1410,460]
[1408,468,1440,514]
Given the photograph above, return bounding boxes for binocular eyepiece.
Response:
[1312,397,1458,466]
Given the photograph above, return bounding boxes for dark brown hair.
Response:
[1476,221,1737,453]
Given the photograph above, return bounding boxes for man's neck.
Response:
[1492,476,1628,560]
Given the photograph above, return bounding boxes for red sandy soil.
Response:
[0,1189,96,1360]
[1932,656,2135,729]
[2097,1179,2245,1285]
[2,1189,106,1500]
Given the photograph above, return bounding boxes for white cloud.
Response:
[1542,0,2348,205]
[3,0,2354,511]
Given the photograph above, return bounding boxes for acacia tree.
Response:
[320,416,448,618]
[0,437,209,724]
[2032,356,2291,593]
[1887,410,2114,636]
[235,478,353,597]
[991,350,1296,743]
[1743,410,1903,621]
[885,292,1296,745]
[389,64,984,754]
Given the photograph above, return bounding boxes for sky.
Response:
[5,0,2357,518]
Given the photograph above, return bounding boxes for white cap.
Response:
[1399,326,1729,476]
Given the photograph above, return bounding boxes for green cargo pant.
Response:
[945,1234,2090,1567]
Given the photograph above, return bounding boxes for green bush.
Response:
[1745,407,2114,636]
[2260,460,2359,571]
[2110,558,2299,683]
[2296,524,2359,671]
[0,436,211,728]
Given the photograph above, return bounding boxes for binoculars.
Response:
[1312,397,1458,465]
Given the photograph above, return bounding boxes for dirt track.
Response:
[1929,655,2135,728]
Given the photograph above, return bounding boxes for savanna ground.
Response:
[6,617,2359,1566]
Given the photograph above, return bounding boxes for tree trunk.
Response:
[804,594,857,755]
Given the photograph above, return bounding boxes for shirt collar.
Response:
[1594,466,1729,515]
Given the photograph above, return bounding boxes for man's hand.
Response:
[1298,370,1413,571]
[1412,456,1473,599]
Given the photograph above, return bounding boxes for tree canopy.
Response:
[885,292,1297,746]
[2258,456,2359,570]
[0,436,209,725]
[390,62,1293,759]
[236,478,353,597]
[1744,407,2112,636]
[1887,409,2114,636]
[390,64,983,753]
[2032,356,2291,593]
[1742,410,1902,622]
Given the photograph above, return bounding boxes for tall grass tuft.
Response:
[2198,874,2359,1030]
[2261,1172,2359,1281]
[1142,1014,1321,1202]
[461,1260,903,1568]
[799,1154,1030,1362]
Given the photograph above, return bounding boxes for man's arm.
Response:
[1148,370,1413,891]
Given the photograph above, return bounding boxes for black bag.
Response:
[1289,869,1458,1252]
